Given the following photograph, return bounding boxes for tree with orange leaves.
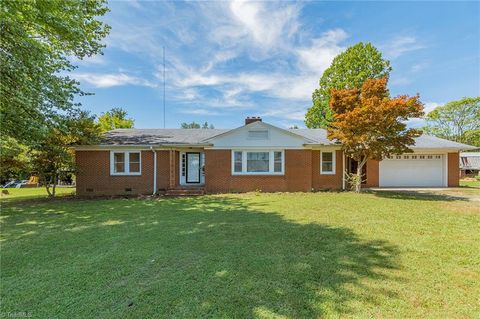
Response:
[328,77,424,192]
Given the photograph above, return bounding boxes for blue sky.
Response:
[73,1,480,129]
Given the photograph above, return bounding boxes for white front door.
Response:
[379,154,445,187]
[186,152,201,183]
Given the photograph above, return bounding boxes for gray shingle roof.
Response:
[287,128,338,145]
[411,135,476,149]
[290,128,476,149]
[101,129,229,145]
[460,152,480,169]
[99,127,476,150]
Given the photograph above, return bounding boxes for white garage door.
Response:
[379,154,445,187]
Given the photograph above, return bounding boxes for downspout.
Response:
[150,146,157,195]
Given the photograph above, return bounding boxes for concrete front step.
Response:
[165,188,205,196]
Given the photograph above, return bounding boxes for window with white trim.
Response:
[113,152,125,173]
[232,150,284,175]
[181,153,186,176]
[110,151,141,175]
[320,151,336,174]
[234,151,242,173]
[274,151,282,173]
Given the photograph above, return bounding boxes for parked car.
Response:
[14,180,29,188]
[2,180,21,188]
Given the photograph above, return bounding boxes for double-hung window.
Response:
[247,152,269,172]
[232,150,284,175]
[273,151,282,173]
[233,151,243,173]
[320,151,335,174]
[110,151,141,175]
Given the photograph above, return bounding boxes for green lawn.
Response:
[0,187,75,201]
[460,179,480,188]
[1,190,479,318]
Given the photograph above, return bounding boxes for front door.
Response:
[186,152,201,183]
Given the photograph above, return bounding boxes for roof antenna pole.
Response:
[163,46,166,129]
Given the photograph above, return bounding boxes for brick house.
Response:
[75,117,475,196]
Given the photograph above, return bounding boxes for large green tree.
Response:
[31,110,101,197]
[305,42,391,128]
[0,137,31,184]
[0,0,110,144]
[98,107,135,132]
[423,97,480,147]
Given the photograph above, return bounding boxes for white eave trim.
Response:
[75,144,212,150]
[304,144,342,150]
[207,146,305,150]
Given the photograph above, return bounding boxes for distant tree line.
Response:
[181,122,215,129]
[423,97,479,147]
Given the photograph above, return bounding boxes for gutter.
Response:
[150,146,157,195]
[75,143,213,150]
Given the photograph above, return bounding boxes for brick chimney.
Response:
[245,116,262,125]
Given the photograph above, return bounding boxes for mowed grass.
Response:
[1,190,479,318]
[1,187,75,201]
[460,179,480,188]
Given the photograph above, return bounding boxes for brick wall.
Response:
[156,150,175,191]
[76,150,178,196]
[448,152,460,187]
[364,159,379,187]
[311,150,343,190]
[205,149,314,193]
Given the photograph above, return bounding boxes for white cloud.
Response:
[74,73,156,88]
[182,88,200,101]
[202,50,239,73]
[406,117,426,128]
[260,106,307,121]
[382,36,426,59]
[96,2,351,124]
[406,101,442,128]
[228,0,300,50]
[178,108,221,116]
[296,29,347,72]
[176,74,223,87]
[223,87,243,99]
[174,71,316,101]
[390,75,412,86]
[423,101,442,114]
[171,27,347,103]
[410,62,428,73]
[71,54,106,65]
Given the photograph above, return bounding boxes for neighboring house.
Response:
[75,117,476,196]
[460,152,480,177]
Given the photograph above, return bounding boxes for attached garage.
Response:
[379,154,447,187]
